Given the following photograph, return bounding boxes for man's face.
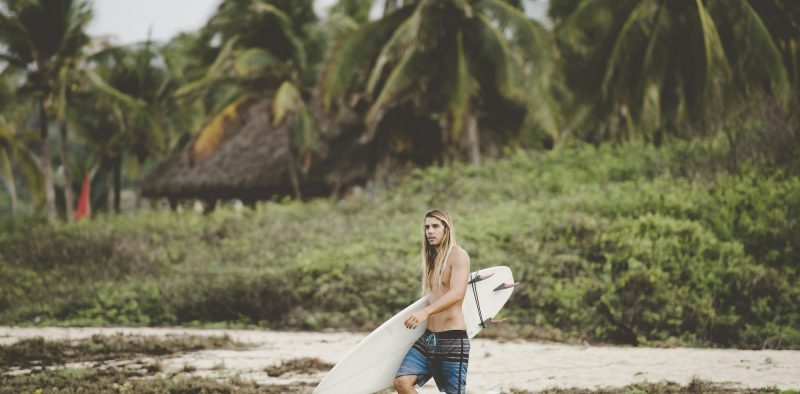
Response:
[424,216,446,247]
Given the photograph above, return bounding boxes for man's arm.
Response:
[404,248,471,329]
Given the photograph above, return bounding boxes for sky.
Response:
[87,0,549,45]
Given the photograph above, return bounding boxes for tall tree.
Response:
[172,0,323,198]
[0,76,44,216]
[320,0,556,165]
[0,0,92,220]
[551,0,793,144]
[75,41,175,213]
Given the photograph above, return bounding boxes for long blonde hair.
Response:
[421,209,456,293]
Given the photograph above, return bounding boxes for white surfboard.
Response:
[314,266,516,394]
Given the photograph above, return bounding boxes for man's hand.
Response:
[404,310,429,329]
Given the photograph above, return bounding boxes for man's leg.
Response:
[394,374,418,394]
[430,331,470,394]
[395,332,433,394]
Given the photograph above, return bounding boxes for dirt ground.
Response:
[1,326,799,393]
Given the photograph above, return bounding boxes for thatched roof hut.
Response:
[140,95,370,204]
[139,87,464,207]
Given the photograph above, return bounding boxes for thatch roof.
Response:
[140,94,373,202]
[142,96,300,201]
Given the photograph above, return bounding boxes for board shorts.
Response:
[395,329,470,394]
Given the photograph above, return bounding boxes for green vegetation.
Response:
[2,137,797,349]
[3,0,798,220]
[1,0,798,360]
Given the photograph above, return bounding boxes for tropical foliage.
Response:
[0,0,92,220]
[320,0,557,164]
[2,139,798,349]
[550,0,798,143]
[161,0,337,197]
[0,0,798,354]
[0,0,797,217]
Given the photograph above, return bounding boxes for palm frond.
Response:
[0,123,14,189]
[291,106,320,157]
[250,2,306,68]
[0,8,35,64]
[365,9,421,96]
[319,6,414,110]
[601,0,659,101]
[364,47,422,141]
[234,47,283,77]
[11,138,45,208]
[691,0,731,111]
[86,70,148,112]
[446,31,474,141]
[479,0,553,76]
[273,80,303,125]
[173,37,238,99]
[726,0,791,105]
[0,147,14,197]
[473,14,516,101]
[554,0,620,49]
[190,95,249,162]
[641,3,669,83]
[56,0,92,61]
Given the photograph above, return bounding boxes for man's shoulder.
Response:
[449,245,470,264]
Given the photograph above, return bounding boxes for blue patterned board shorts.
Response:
[396,329,470,394]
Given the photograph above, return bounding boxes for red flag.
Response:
[75,174,91,222]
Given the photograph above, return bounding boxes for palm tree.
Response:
[0,86,44,216]
[0,123,44,216]
[320,0,556,165]
[74,41,175,213]
[0,0,92,220]
[171,0,324,198]
[551,0,793,144]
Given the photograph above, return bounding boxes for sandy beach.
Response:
[1,326,798,393]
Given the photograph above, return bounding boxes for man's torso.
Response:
[427,246,467,332]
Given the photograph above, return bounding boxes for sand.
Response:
[1,326,798,393]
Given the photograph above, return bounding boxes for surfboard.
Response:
[314,265,517,394]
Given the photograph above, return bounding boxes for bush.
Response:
[1,137,797,348]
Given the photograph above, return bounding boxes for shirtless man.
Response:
[394,209,471,394]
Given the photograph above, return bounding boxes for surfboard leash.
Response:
[470,271,486,329]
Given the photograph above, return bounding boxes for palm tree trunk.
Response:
[59,115,74,221]
[0,150,16,216]
[287,152,302,200]
[8,181,16,216]
[113,156,122,213]
[465,114,481,165]
[38,100,58,221]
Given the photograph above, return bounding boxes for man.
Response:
[394,209,471,394]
